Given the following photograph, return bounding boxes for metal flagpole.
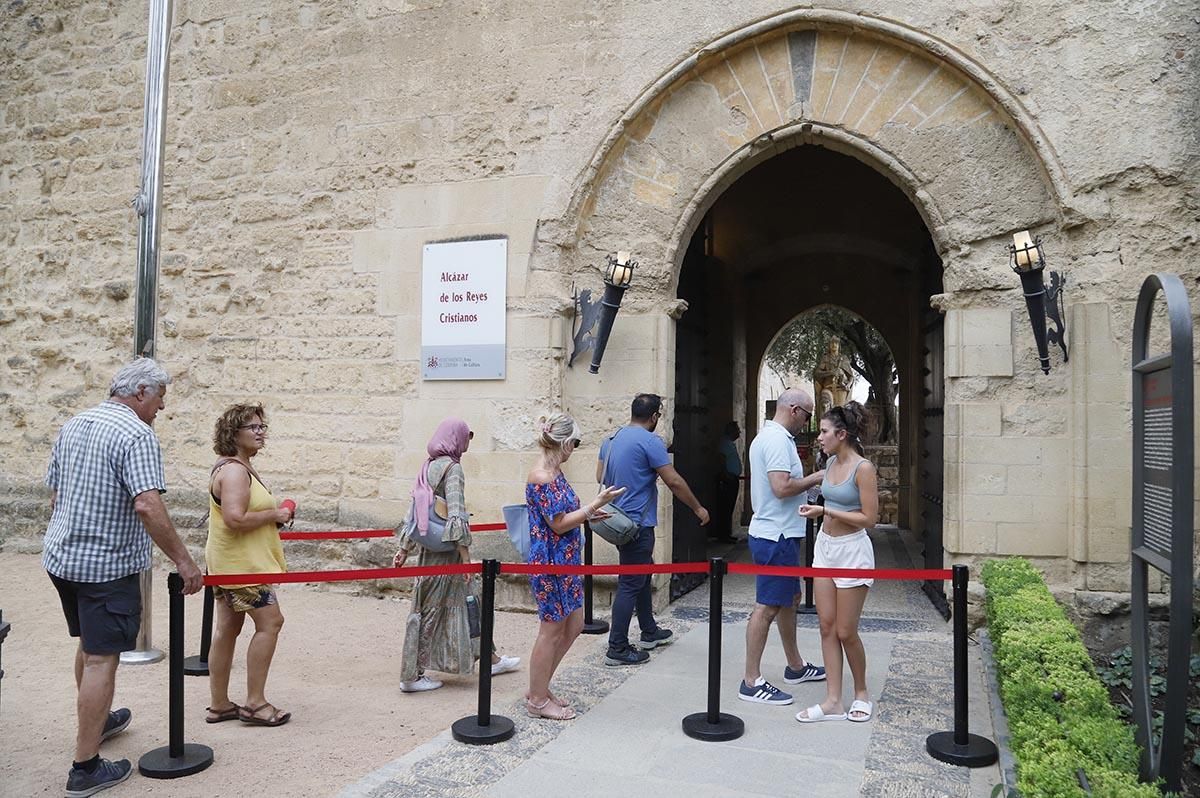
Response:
[122,0,175,667]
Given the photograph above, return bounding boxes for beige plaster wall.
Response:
[2,2,1198,599]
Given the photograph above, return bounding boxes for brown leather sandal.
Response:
[525,697,576,720]
[238,703,291,727]
[205,703,241,723]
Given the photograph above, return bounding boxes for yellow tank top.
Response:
[205,469,287,589]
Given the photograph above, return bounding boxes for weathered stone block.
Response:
[996,521,1068,556]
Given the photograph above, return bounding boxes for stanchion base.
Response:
[796,606,818,615]
[182,655,209,677]
[581,619,610,635]
[138,743,214,779]
[925,731,998,767]
[682,712,744,742]
[451,714,515,745]
[119,648,164,665]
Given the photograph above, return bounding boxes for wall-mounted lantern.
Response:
[1006,230,1068,374]
[568,251,637,374]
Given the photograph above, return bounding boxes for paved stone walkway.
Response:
[340,528,1003,798]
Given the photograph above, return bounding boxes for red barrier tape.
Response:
[279,530,394,540]
[502,562,711,576]
[204,562,481,586]
[726,563,952,581]
[471,522,507,532]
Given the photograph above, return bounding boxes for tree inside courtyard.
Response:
[764,306,897,444]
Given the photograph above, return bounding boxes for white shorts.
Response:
[812,529,875,589]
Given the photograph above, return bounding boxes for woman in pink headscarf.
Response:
[392,418,520,692]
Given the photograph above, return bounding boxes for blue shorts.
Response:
[748,535,801,607]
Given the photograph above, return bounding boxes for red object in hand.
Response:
[278,499,296,528]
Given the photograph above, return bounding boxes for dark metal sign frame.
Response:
[1130,272,1193,794]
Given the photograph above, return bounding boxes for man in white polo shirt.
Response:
[738,388,826,705]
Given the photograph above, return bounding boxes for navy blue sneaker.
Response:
[738,677,793,705]
[637,628,674,650]
[100,708,131,742]
[65,757,132,797]
[604,645,650,666]
[783,662,827,684]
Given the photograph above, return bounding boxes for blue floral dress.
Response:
[526,473,584,622]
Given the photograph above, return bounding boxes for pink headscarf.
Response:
[411,417,471,534]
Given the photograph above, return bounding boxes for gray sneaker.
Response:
[637,628,674,650]
[604,645,650,666]
[65,758,132,797]
[100,708,131,742]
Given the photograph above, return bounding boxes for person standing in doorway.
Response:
[43,358,203,797]
[797,401,879,724]
[738,388,826,706]
[597,393,710,666]
[711,421,742,543]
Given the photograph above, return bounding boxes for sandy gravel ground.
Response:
[0,551,583,798]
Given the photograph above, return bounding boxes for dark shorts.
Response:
[48,572,141,655]
[748,535,801,607]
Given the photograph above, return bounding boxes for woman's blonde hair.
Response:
[536,411,582,452]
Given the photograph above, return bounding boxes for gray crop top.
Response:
[820,455,864,512]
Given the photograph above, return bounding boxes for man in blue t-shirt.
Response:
[597,393,710,665]
[738,388,826,706]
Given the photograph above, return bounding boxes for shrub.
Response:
[981,558,1160,798]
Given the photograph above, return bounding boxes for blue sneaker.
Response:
[637,628,674,650]
[100,708,131,742]
[783,662,827,684]
[738,677,793,705]
[65,757,132,797]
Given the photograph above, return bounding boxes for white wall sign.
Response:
[421,237,507,380]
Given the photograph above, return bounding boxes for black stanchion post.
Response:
[581,522,609,635]
[798,515,817,615]
[926,564,998,767]
[452,559,515,744]
[682,557,744,741]
[139,572,214,779]
[183,584,213,676]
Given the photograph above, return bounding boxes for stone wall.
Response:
[863,444,899,525]
[2,1,1197,603]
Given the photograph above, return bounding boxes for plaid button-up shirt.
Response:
[42,400,167,583]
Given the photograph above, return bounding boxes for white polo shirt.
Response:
[747,420,807,541]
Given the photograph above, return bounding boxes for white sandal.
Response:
[847,699,873,722]
[796,703,847,723]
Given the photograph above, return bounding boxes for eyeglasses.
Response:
[570,438,582,447]
[239,424,269,433]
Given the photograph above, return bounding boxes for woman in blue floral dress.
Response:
[525,412,624,720]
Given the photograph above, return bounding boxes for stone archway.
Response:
[563,9,1069,282]
[558,11,1070,600]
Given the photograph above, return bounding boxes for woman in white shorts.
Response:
[796,400,879,724]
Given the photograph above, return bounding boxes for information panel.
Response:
[1139,369,1173,560]
[1129,272,1193,794]
[421,238,507,380]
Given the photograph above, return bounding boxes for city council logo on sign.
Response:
[421,238,507,380]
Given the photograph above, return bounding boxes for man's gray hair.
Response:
[109,358,171,398]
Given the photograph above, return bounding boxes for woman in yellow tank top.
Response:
[204,403,295,727]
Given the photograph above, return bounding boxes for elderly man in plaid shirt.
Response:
[43,358,202,797]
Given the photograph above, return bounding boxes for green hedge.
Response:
[981,558,1159,798]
